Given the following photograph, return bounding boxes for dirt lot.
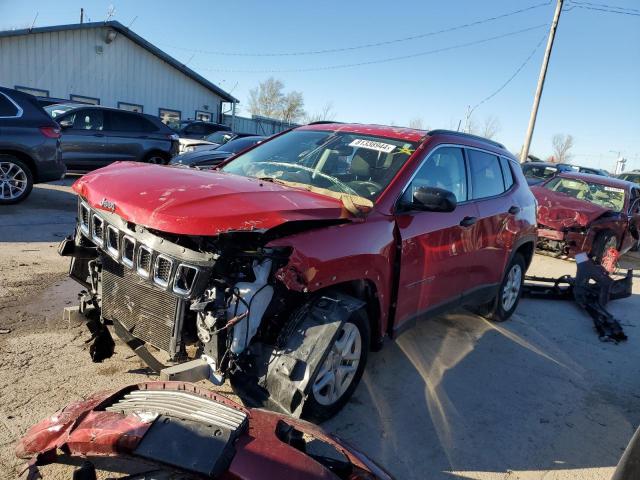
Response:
[1,178,639,480]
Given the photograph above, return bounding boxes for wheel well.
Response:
[315,280,382,352]
[0,150,37,178]
[144,150,169,162]
[515,241,535,270]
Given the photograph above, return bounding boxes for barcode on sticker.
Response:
[604,186,624,193]
[349,139,396,153]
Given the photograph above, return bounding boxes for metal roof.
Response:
[0,21,238,103]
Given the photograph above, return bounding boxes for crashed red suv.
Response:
[60,124,537,420]
[532,172,640,260]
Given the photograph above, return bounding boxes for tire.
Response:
[591,230,618,264]
[0,155,34,205]
[471,253,526,323]
[302,308,370,422]
[143,152,168,165]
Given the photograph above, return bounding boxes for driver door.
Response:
[393,146,481,329]
[59,109,106,169]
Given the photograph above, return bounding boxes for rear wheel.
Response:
[0,155,33,205]
[471,253,525,323]
[303,309,369,422]
[143,152,168,165]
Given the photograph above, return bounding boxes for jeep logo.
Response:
[100,198,116,212]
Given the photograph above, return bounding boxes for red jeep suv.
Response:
[60,123,537,421]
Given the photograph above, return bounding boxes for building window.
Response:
[159,108,181,129]
[70,94,100,105]
[15,85,49,97]
[118,101,143,113]
[195,110,212,122]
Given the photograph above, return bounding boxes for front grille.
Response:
[154,255,173,287]
[137,245,152,277]
[174,264,198,295]
[105,389,247,431]
[102,257,182,353]
[92,214,105,245]
[79,203,90,235]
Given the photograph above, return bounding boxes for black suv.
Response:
[45,104,179,170]
[0,86,66,204]
[175,120,230,140]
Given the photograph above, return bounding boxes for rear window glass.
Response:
[500,157,514,190]
[468,150,505,199]
[109,112,156,132]
[0,93,19,117]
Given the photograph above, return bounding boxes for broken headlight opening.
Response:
[61,198,320,410]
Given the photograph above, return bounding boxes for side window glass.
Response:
[0,94,19,116]
[403,147,467,203]
[72,110,104,131]
[468,150,504,199]
[500,157,514,190]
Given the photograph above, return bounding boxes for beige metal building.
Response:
[0,21,237,126]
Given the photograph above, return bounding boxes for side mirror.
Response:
[409,186,457,212]
[58,119,73,129]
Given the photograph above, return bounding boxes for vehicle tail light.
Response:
[40,126,61,139]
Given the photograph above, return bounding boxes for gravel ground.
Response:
[1,178,639,479]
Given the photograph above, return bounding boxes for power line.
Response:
[567,0,640,15]
[159,1,552,57]
[568,0,640,13]
[191,24,547,74]
[470,34,547,116]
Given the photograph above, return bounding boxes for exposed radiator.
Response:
[101,256,183,354]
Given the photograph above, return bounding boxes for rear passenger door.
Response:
[466,149,518,289]
[58,109,106,169]
[104,111,158,163]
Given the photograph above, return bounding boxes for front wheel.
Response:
[303,309,370,422]
[591,230,618,263]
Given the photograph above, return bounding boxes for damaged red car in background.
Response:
[58,124,536,422]
[16,381,392,480]
[532,172,640,260]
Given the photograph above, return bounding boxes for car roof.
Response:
[557,171,633,189]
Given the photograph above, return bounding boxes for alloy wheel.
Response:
[501,263,522,312]
[0,161,28,201]
[312,322,362,406]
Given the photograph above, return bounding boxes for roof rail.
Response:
[427,129,505,149]
[307,121,343,125]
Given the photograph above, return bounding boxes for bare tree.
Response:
[408,117,424,129]
[248,78,284,119]
[304,102,336,123]
[248,78,306,123]
[280,91,305,124]
[551,134,574,163]
[482,115,501,139]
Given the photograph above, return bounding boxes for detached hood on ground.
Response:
[531,186,611,230]
[73,162,351,236]
[16,382,392,480]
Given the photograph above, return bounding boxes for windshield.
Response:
[220,137,263,154]
[221,130,418,201]
[44,104,75,118]
[545,177,626,211]
[619,173,640,184]
[205,131,234,144]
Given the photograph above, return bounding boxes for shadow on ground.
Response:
[325,290,640,479]
[0,177,77,243]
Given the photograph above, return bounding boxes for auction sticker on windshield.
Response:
[349,138,396,153]
[604,186,625,193]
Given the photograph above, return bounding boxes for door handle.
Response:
[508,205,521,215]
[459,216,477,227]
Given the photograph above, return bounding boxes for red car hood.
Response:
[73,162,352,236]
[16,382,392,480]
[531,186,610,229]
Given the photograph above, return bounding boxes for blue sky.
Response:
[1,0,639,169]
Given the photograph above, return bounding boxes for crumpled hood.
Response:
[531,185,610,229]
[73,162,349,236]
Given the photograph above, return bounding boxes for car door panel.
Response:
[59,109,106,169]
[393,146,481,328]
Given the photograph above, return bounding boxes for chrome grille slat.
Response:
[153,255,173,288]
[105,390,247,430]
[79,203,90,235]
[106,225,120,259]
[121,235,135,268]
[91,214,105,246]
[137,245,153,278]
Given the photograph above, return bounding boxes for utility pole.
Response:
[520,0,564,163]
[80,8,84,24]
